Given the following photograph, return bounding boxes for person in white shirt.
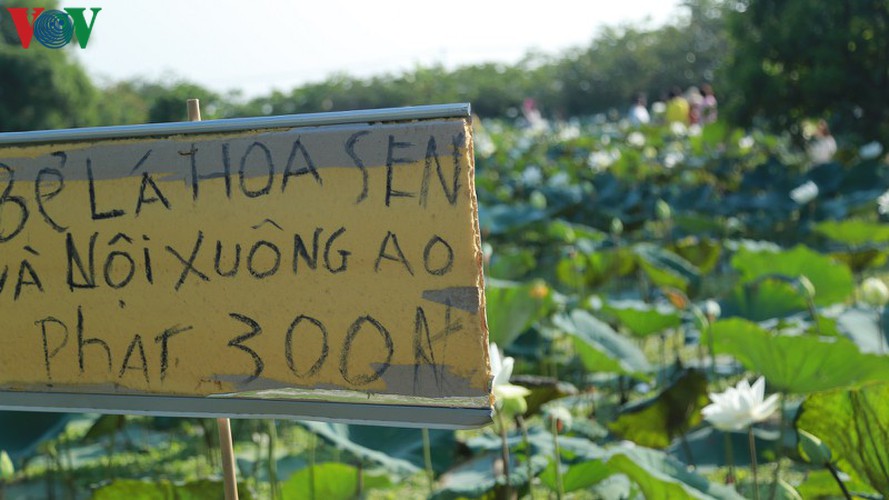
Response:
[628,94,650,126]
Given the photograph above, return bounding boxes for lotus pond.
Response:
[2,116,889,499]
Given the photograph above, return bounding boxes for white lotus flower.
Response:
[490,342,514,388]
[558,124,581,141]
[702,377,779,431]
[877,190,889,215]
[521,166,542,185]
[627,131,646,147]
[670,121,687,136]
[587,151,612,171]
[663,151,684,169]
[790,181,819,204]
[490,343,530,415]
[859,141,883,160]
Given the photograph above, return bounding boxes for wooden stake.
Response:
[186,99,202,122]
[217,417,239,500]
[187,98,238,500]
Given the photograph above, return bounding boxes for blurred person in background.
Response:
[665,87,690,125]
[686,86,703,125]
[628,93,650,126]
[807,119,837,164]
[700,83,718,124]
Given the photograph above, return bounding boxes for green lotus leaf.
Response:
[539,459,611,493]
[609,369,709,449]
[797,383,889,497]
[485,279,554,347]
[603,299,682,337]
[707,319,889,393]
[814,219,889,246]
[281,462,392,500]
[635,244,701,295]
[554,310,651,377]
[731,245,854,306]
[606,445,745,499]
[720,277,807,321]
[671,237,723,274]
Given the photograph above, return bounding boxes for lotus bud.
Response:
[655,199,672,221]
[860,277,889,307]
[703,300,721,321]
[610,217,624,236]
[529,280,550,299]
[0,450,13,481]
[798,429,832,465]
[545,406,573,434]
[797,276,816,300]
[529,190,547,210]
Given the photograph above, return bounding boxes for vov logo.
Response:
[5,7,101,49]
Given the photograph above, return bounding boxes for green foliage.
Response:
[723,0,889,141]
[814,219,889,246]
[603,299,682,337]
[538,459,611,493]
[609,369,709,449]
[708,319,889,393]
[0,46,98,132]
[635,244,702,295]
[431,453,548,499]
[797,383,889,496]
[0,450,13,481]
[92,479,255,500]
[721,277,808,321]
[731,245,854,306]
[485,279,553,347]
[554,309,651,377]
[280,462,391,499]
[796,469,875,499]
[606,445,745,499]
[299,422,455,475]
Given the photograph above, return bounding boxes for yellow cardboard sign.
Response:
[0,111,491,418]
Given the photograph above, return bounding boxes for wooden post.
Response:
[186,98,202,122]
[216,417,239,500]
[187,98,239,500]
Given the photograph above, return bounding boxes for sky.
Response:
[65,0,683,98]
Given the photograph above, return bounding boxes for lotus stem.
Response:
[517,415,535,499]
[267,420,279,500]
[680,433,696,469]
[805,296,821,335]
[769,393,786,500]
[495,410,512,495]
[706,321,717,382]
[748,426,760,500]
[309,432,317,500]
[724,431,735,483]
[422,428,435,496]
[551,417,564,500]
[826,462,853,500]
[356,461,364,497]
